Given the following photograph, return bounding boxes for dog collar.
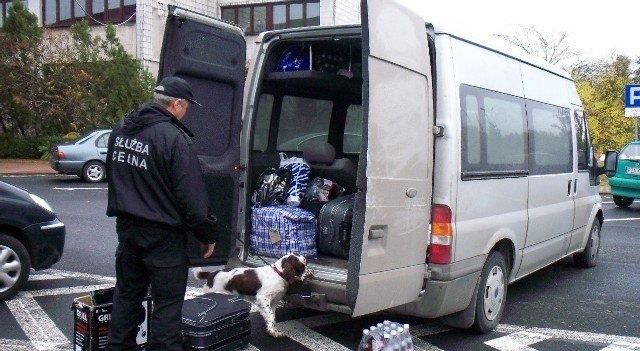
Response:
[271,265,286,280]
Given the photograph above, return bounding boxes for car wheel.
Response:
[574,218,601,268]
[83,161,106,183]
[0,235,31,301]
[612,195,634,208]
[471,250,507,333]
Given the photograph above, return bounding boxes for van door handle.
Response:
[567,180,572,196]
[573,178,578,195]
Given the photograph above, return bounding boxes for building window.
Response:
[0,0,28,27]
[222,0,320,35]
[42,0,135,27]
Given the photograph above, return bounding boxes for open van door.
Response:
[347,0,433,316]
[158,7,246,266]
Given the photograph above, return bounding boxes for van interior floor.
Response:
[310,254,349,270]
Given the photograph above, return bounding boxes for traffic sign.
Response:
[625,84,640,117]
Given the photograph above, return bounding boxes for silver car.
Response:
[49,129,111,182]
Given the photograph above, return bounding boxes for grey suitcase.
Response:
[317,194,355,258]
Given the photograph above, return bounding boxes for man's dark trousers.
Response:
[107,217,187,351]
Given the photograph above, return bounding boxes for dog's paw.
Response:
[302,269,315,281]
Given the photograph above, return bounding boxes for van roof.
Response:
[431,23,573,81]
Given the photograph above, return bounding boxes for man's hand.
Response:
[200,243,215,258]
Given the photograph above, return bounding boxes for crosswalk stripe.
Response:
[485,330,552,351]
[0,339,33,350]
[5,297,70,351]
[20,284,115,298]
[279,320,352,351]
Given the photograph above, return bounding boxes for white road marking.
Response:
[5,296,70,351]
[46,269,116,283]
[487,324,640,350]
[485,330,552,351]
[604,218,640,222]
[53,187,108,190]
[0,338,33,350]
[278,319,352,351]
[28,274,64,281]
[20,284,115,298]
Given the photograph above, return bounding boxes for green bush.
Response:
[0,135,63,159]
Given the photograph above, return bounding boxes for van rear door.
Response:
[159,7,246,266]
[348,0,433,316]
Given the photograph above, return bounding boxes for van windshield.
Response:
[620,143,640,161]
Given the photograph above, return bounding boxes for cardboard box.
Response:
[72,287,151,351]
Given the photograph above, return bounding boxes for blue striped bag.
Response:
[250,205,318,258]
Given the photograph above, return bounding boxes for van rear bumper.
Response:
[389,255,486,318]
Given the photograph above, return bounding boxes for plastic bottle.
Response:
[369,326,382,351]
[382,333,391,349]
[358,329,373,351]
[402,324,413,351]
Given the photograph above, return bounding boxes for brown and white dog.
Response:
[192,252,313,337]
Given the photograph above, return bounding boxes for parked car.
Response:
[604,141,640,207]
[49,129,111,182]
[0,180,65,300]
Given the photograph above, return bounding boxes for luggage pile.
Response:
[250,151,356,259]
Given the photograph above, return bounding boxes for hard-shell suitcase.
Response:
[317,194,355,258]
[182,293,251,350]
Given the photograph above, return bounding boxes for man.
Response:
[106,76,217,351]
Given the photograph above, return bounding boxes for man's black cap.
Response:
[154,76,202,106]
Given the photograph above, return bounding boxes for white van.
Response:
[164,0,603,332]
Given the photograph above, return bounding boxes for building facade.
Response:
[1,0,360,75]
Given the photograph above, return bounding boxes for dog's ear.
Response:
[282,255,306,282]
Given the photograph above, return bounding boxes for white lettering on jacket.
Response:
[111,136,149,170]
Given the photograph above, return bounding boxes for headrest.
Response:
[303,142,336,165]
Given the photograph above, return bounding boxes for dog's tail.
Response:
[192,267,209,280]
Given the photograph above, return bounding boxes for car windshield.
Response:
[620,143,640,161]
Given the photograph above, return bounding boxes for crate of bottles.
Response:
[357,320,413,351]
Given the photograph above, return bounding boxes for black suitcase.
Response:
[317,194,355,258]
[182,293,251,350]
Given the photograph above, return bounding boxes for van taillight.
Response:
[429,204,452,264]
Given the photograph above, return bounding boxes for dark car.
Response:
[49,129,111,182]
[0,180,65,300]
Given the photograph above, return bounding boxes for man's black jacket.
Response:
[106,102,217,244]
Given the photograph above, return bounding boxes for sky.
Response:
[396,0,637,61]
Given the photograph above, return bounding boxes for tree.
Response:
[496,26,577,65]
[575,56,636,152]
[0,0,44,136]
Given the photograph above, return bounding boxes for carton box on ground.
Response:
[72,287,151,351]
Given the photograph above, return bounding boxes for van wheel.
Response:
[612,195,633,208]
[83,161,106,183]
[471,251,507,333]
[573,218,600,268]
[0,235,31,301]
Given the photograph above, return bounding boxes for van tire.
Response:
[612,195,633,208]
[0,235,31,301]
[573,218,600,268]
[471,250,507,333]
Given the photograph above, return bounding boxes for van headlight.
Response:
[29,194,54,213]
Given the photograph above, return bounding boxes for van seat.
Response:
[303,142,357,193]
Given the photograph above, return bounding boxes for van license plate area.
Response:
[625,167,640,175]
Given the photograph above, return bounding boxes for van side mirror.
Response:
[604,150,619,178]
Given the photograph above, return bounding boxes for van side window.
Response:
[527,101,572,175]
[460,85,527,178]
[574,110,590,171]
[344,104,363,154]
[253,94,274,152]
[276,96,333,152]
